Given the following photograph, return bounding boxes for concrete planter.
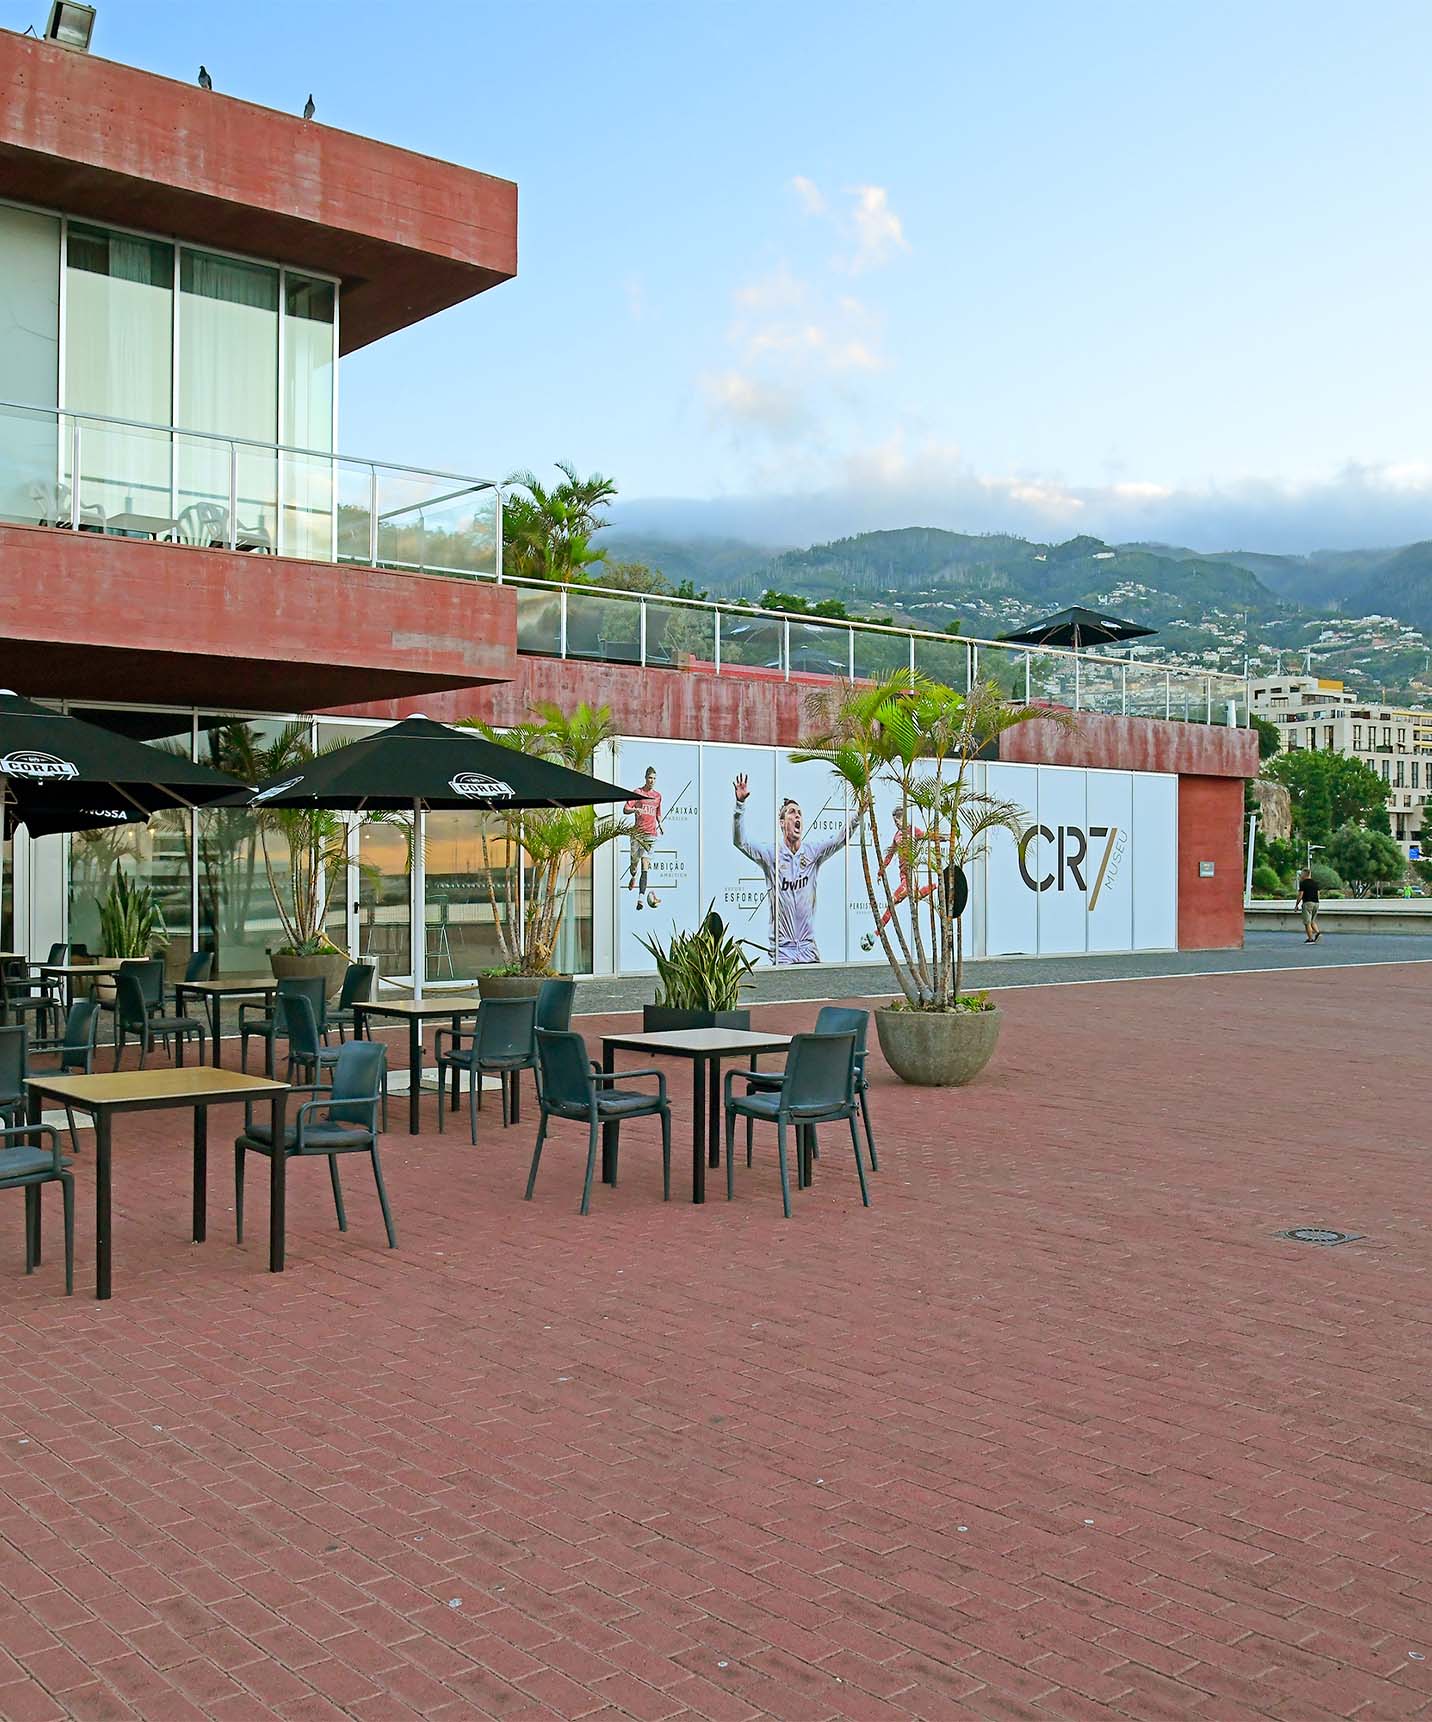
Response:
[477,973,567,1002]
[270,950,349,1002]
[642,1006,751,1033]
[874,1003,1002,1087]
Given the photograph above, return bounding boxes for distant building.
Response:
[1250,676,1432,858]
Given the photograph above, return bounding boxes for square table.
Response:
[39,958,124,1010]
[352,997,483,1135]
[173,977,277,1070]
[105,511,179,541]
[25,1067,289,1299]
[598,1028,792,1203]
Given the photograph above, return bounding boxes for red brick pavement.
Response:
[0,965,1428,1721]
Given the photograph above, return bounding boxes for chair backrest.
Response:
[46,942,69,966]
[535,977,576,1033]
[0,1025,26,1099]
[782,1032,856,1114]
[338,962,375,1009]
[114,967,150,1031]
[815,1006,869,1063]
[477,996,538,1060]
[535,1029,594,1110]
[326,1039,387,1125]
[122,956,164,1007]
[275,974,327,1034]
[283,992,322,1062]
[184,950,214,983]
[59,997,100,1072]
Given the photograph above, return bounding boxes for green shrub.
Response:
[1251,864,1285,898]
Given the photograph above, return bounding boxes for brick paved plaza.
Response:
[0,964,1427,1721]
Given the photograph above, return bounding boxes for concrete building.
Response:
[1250,676,1432,857]
[0,25,1256,983]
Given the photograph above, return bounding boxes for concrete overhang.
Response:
[0,524,516,709]
[0,29,517,352]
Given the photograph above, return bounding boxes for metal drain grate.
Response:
[1277,1227,1362,1247]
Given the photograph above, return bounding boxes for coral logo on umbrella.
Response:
[450,773,515,800]
[252,776,305,803]
[0,750,79,780]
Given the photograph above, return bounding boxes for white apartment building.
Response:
[1250,676,1432,857]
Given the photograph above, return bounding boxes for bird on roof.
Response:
[303,93,315,119]
[198,65,212,90]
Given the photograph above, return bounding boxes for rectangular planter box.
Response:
[642,1006,752,1033]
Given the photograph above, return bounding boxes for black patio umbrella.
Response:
[240,716,634,999]
[0,689,248,838]
[998,606,1157,652]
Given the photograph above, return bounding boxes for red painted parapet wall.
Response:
[0,29,517,351]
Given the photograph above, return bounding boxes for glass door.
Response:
[353,817,411,989]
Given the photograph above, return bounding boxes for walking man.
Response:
[624,766,663,909]
[1296,867,1321,941]
[732,774,854,963]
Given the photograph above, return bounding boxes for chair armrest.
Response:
[432,1027,474,1060]
[593,1066,667,1101]
[0,1121,62,1172]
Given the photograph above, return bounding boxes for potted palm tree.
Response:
[796,674,1070,1086]
[639,907,759,1031]
[462,701,630,997]
[94,873,167,1003]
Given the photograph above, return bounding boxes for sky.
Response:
[13,0,1432,553]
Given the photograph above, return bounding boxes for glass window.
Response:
[178,251,279,551]
[424,811,516,982]
[1352,725,1362,748]
[0,203,61,526]
[280,273,335,559]
[1395,759,1405,787]
[1413,762,1420,790]
[65,223,174,526]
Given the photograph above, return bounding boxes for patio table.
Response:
[173,977,277,1071]
[352,996,482,1135]
[105,510,179,540]
[40,958,124,1010]
[598,1028,792,1204]
[24,1066,289,1299]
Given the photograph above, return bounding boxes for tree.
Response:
[599,560,670,595]
[1250,714,1281,760]
[1324,821,1405,896]
[502,462,617,583]
[943,619,963,638]
[1267,750,1386,845]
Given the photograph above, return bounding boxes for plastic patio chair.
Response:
[433,996,536,1142]
[723,1031,870,1218]
[0,1025,26,1130]
[281,991,342,1088]
[234,1038,395,1249]
[0,1121,74,1295]
[325,963,376,1044]
[742,1005,879,1172]
[28,997,101,1154]
[113,968,206,1069]
[526,1028,670,1215]
[239,975,326,1075]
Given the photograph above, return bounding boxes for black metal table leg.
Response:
[95,1107,112,1300]
[409,1016,422,1135]
[708,1057,721,1169]
[692,1055,706,1204]
[192,1105,207,1242]
[601,1041,617,1183]
[210,995,224,1066]
[269,1090,287,1273]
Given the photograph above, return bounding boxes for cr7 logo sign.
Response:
[1018,824,1126,910]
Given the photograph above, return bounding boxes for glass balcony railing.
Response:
[0,397,1249,724]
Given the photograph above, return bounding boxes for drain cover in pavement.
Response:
[1277,1227,1362,1246]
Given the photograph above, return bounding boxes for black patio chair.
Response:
[169,949,213,1015]
[281,992,341,1089]
[1,1121,74,1295]
[723,1031,869,1219]
[3,956,62,1042]
[742,1005,879,1172]
[324,962,375,1044]
[0,1025,26,1130]
[433,997,535,1142]
[113,968,206,1069]
[234,1038,395,1250]
[29,997,101,1154]
[238,975,326,1076]
[526,1028,670,1215]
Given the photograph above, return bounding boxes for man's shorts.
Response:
[1300,902,1318,928]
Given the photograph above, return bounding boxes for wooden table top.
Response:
[27,1067,289,1108]
[602,1028,794,1055]
[41,960,125,976]
[354,996,484,1018]
[174,976,276,995]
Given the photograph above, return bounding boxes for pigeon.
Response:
[303,93,315,119]
[197,65,212,90]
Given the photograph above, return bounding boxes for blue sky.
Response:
[14,0,1432,550]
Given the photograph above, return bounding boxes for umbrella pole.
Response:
[411,798,426,1004]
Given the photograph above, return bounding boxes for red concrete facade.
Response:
[0,30,517,350]
[0,523,516,709]
[997,708,1258,780]
[1178,775,1248,949]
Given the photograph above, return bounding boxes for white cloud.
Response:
[844,185,909,272]
[791,174,826,216]
[699,370,809,433]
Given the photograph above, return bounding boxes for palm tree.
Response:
[503,462,617,584]
[795,674,1069,1008]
